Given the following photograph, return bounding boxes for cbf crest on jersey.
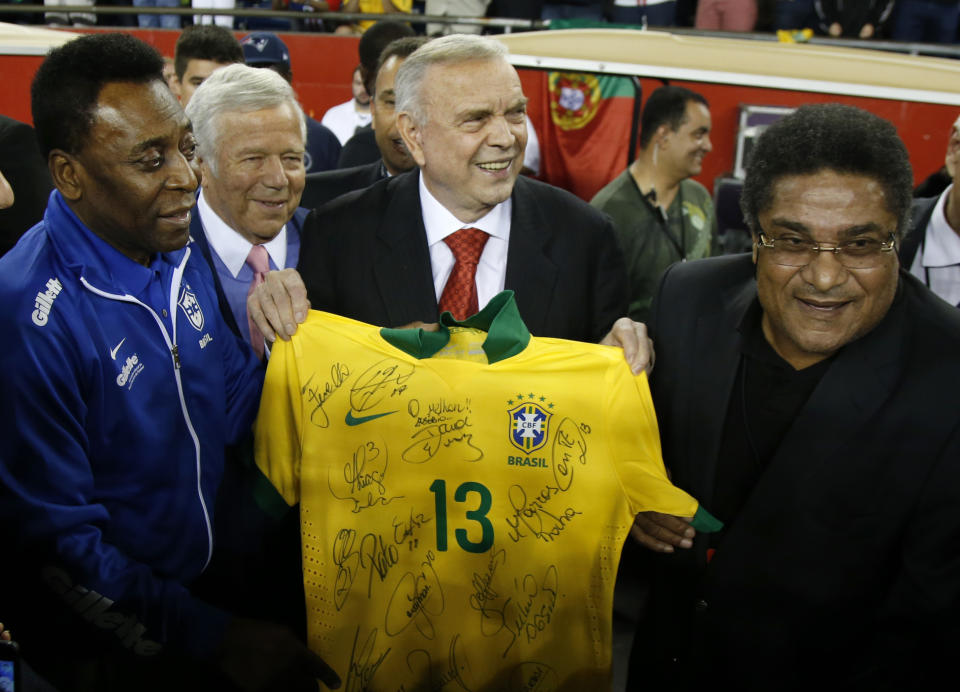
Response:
[508,399,552,454]
[178,284,205,332]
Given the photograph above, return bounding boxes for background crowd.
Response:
[0,0,958,43]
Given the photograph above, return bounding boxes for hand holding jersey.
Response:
[248,269,656,373]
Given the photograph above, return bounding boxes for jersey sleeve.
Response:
[604,362,721,531]
[253,328,306,508]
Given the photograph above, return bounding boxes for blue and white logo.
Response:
[177,284,205,332]
[508,402,551,454]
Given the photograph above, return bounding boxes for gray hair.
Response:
[395,34,509,126]
[185,63,306,173]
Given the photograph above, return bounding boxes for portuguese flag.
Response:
[537,71,638,202]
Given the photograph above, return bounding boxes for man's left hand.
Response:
[601,318,655,375]
[247,269,310,343]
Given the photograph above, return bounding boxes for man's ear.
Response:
[655,124,672,149]
[945,132,960,179]
[197,156,213,189]
[49,150,83,202]
[397,112,426,168]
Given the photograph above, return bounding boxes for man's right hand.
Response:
[247,269,310,344]
[218,618,340,692]
[600,318,655,376]
[630,511,695,553]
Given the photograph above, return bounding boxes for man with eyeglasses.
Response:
[625,103,960,690]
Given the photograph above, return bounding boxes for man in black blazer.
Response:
[899,115,960,307]
[300,37,426,211]
[627,104,960,689]
[297,34,627,343]
[301,169,625,343]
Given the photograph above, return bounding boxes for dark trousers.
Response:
[773,0,816,30]
[609,2,677,26]
[892,0,960,43]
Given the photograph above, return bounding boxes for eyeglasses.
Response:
[756,232,897,269]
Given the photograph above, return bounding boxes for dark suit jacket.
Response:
[630,253,960,690]
[300,161,386,211]
[0,116,53,257]
[298,169,627,342]
[188,205,309,339]
[337,126,379,169]
[900,194,939,268]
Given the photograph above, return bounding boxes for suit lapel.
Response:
[189,209,242,339]
[686,278,755,502]
[372,171,440,327]
[504,178,558,336]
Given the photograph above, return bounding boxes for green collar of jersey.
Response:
[380,290,531,364]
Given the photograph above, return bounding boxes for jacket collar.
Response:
[380,290,530,364]
[45,190,188,296]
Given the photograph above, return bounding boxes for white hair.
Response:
[184,63,306,174]
[395,34,509,126]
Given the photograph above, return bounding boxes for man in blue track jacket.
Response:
[0,33,339,692]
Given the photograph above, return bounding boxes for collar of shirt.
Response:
[419,173,512,307]
[51,191,177,300]
[197,190,288,277]
[919,184,960,269]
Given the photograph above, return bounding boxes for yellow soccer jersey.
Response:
[254,292,719,691]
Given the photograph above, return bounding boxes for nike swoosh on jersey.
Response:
[344,410,397,426]
[109,338,126,360]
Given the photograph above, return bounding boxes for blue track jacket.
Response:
[0,192,264,658]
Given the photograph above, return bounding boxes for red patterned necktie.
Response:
[245,244,271,360]
[438,227,489,320]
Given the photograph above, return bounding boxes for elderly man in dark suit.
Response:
[627,103,960,690]
[293,34,627,344]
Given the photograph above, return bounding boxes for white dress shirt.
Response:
[909,185,960,307]
[197,190,288,276]
[419,174,511,313]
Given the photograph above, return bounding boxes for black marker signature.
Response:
[392,507,431,548]
[405,632,475,692]
[503,484,582,544]
[502,566,559,657]
[551,417,588,491]
[328,441,404,514]
[344,625,391,692]
[301,362,351,428]
[402,415,484,464]
[351,359,415,412]
[384,550,445,639]
[468,548,510,636]
[507,661,559,692]
[332,528,401,610]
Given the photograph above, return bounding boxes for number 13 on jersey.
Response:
[429,479,494,553]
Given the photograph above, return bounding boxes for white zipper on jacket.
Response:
[79,246,215,570]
